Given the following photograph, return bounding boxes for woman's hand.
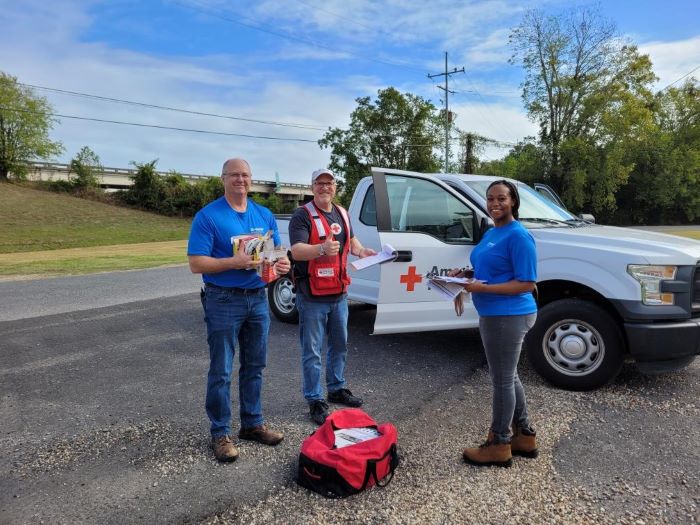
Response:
[464,280,487,293]
[447,268,464,278]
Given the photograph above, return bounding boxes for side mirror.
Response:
[578,213,595,223]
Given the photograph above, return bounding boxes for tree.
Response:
[69,146,102,190]
[509,7,656,212]
[0,72,63,181]
[318,87,442,205]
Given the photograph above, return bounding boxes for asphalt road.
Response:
[1,268,698,524]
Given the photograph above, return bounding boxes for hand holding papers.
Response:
[425,273,485,317]
[425,275,474,301]
[350,244,397,271]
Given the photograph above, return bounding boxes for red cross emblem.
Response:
[330,222,342,235]
[400,266,423,292]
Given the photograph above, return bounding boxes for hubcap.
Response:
[273,278,295,314]
[542,319,605,377]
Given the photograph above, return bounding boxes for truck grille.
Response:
[693,264,700,312]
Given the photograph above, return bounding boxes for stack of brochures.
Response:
[334,427,382,448]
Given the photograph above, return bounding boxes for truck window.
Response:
[385,175,475,243]
[359,184,377,226]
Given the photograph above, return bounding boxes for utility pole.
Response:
[428,52,464,173]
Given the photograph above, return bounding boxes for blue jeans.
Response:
[297,293,349,403]
[479,313,537,444]
[201,285,269,437]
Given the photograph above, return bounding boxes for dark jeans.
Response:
[201,285,269,437]
[479,313,537,444]
[296,293,349,403]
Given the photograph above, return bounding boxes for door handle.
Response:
[393,250,412,262]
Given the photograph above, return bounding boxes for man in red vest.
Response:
[289,168,377,425]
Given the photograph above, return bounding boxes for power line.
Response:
[428,52,465,172]
[20,82,327,131]
[20,80,518,145]
[0,105,450,148]
[291,0,375,32]
[0,106,319,142]
[175,0,427,74]
[661,65,700,91]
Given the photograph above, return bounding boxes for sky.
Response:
[1,0,698,185]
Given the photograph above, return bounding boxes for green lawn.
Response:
[0,183,191,253]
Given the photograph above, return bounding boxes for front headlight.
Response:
[627,265,678,305]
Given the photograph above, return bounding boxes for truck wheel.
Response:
[268,274,298,323]
[525,299,624,391]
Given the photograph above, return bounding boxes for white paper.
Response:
[334,427,382,448]
[350,244,397,271]
[425,276,484,301]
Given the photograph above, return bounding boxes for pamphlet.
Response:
[334,427,382,448]
[350,244,397,271]
[231,231,287,283]
[425,275,483,301]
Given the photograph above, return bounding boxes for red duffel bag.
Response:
[297,408,399,498]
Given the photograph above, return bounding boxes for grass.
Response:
[1,182,699,280]
[0,240,188,279]
[665,230,700,240]
[0,183,191,253]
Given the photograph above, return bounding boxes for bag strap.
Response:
[359,444,398,491]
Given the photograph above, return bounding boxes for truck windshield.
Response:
[464,180,577,225]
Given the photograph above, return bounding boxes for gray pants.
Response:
[479,313,537,444]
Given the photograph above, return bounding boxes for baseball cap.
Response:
[311,168,335,184]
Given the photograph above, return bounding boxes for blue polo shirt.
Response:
[470,220,537,317]
[187,197,280,288]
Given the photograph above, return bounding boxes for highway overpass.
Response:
[23,162,314,205]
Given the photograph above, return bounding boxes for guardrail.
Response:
[24,161,313,193]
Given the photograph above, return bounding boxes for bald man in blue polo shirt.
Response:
[188,157,290,462]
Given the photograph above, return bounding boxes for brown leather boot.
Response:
[211,435,239,462]
[238,425,284,446]
[462,435,513,468]
[511,425,538,458]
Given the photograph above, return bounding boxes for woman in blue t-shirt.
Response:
[450,179,538,468]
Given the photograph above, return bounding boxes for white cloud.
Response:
[639,35,700,89]
[0,0,359,183]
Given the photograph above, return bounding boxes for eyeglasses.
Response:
[314,181,335,187]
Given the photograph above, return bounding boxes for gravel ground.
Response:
[201,360,700,525]
[1,283,698,524]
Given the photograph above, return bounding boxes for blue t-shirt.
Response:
[187,197,281,288]
[470,220,537,317]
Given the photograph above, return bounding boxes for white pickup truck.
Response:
[270,168,700,390]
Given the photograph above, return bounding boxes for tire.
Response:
[525,298,624,391]
[268,274,298,323]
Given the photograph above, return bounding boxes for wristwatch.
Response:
[318,244,325,257]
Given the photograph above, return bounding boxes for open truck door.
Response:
[370,168,484,335]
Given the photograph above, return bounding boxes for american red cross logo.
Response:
[330,222,342,235]
[400,266,423,292]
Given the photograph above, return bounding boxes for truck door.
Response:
[371,168,481,334]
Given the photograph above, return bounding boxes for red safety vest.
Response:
[303,201,352,296]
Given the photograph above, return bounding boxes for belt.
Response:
[205,283,267,295]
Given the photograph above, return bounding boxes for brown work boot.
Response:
[211,435,239,463]
[462,435,513,468]
[511,425,538,458]
[238,425,284,446]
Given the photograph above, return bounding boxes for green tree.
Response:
[509,6,656,213]
[69,146,102,190]
[119,160,166,211]
[614,80,700,224]
[318,87,442,205]
[0,72,63,181]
